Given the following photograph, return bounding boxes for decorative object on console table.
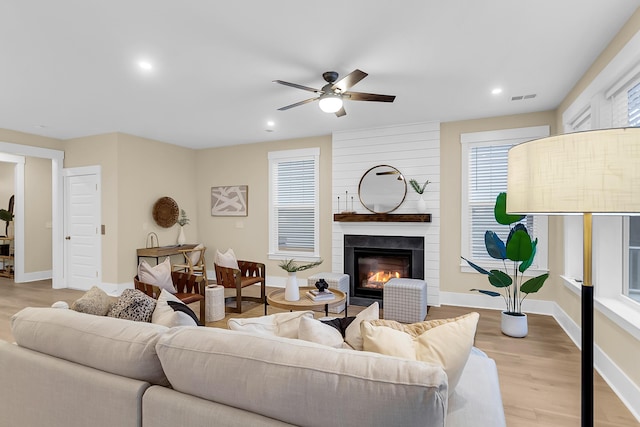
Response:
[278,259,323,302]
[211,185,248,216]
[176,209,189,245]
[506,128,640,427]
[152,197,179,228]
[409,179,430,214]
[461,192,549,338]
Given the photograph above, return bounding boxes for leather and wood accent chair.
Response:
[173,245,208,285]
[214,261,266,314]
[134,271,206,321]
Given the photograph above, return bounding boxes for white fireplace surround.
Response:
[332,122,441,306]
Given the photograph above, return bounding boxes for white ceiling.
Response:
[1,1,638,149]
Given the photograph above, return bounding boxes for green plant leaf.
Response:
[520,273,549,294]
[484,231,506,260]
[519,238,538,273]
[506,229,533,262]
[461,257,490,275]
[494,192,525,225]
[470,288,501,297]
[488,270,512,288]
[0,209,13,222]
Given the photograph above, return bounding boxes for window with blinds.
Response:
[268,148,320,259]
[468,144,533,261]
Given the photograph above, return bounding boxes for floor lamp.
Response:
[506,127,640,427]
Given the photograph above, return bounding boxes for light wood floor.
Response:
[1,278,638,427]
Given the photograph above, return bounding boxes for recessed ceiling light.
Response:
[491,88,503,95]
[267,121,275,127]
[138,61,153,71]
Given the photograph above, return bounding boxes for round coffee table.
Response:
[266,286,347,317]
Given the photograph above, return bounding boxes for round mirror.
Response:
[358,165,407,213]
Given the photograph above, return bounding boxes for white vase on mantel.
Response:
[284,272,300,301]
[416,194,427,214]
[177,226,186,246]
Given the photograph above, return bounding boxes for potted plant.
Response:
[278,259,323,301]
[461,192,549,337]
[409,179,430,213]
[177,209,189,245]
[0,209,14,238]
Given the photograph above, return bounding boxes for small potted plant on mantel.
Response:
[279,259,323,302]
[409,179,430,213]
[461,192,549,338]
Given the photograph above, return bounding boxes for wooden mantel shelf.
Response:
[333,213,431,223]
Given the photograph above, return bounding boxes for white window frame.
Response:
[267,147,320,262]
[560,30,640,337]
[460,126,549,275]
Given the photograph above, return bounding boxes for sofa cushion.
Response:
[138,257,176,293]
[152,289,199,327]
[11,307,170,386]
[227,310,313,338]
[107,289,157,322]
[70,286,113,316]
[156,327,448,427]
[361,312,479,394]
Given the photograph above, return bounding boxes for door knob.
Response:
[65,236,71,240]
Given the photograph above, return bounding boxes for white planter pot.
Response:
[284,272,300,301]
[501,311,528,338]
[416,195,427,213]
[177,226,186,245]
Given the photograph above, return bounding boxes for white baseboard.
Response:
[552,302,640,422]
[17,270,52,283]
[439,291,555,315]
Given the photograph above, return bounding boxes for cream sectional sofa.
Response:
[0,307,506,427]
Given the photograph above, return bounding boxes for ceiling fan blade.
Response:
[345,91,396,103]
[335,106,346,117]
[273,80,320,93]
[277,97,318,111]
[331,69,368,92]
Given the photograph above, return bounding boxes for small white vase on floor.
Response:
[177,226,186,245]
[501,311,528,338]
[416,195,427,213]
[285,272,300,301]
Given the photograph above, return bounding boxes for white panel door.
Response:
[64,172,100,290]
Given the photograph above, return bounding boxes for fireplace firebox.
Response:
[344,235,424,306]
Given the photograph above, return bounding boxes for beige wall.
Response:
[553,8,640,390]
[195,135,332,282]
[439,111,557,300]
[64,133,198,284]
[0,128,62,274]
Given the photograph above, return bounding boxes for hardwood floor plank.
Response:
[0,278,638,426]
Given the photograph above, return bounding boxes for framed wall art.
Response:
[211,185,248,216]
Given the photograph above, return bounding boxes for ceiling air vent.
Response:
[511,94,537,101]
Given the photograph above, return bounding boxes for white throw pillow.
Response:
[189,243,204,266]
[297,302,379,350]
[214,248,239,270]
[138,257,176,293]
[361,312,479,394]
[227,311,314,338]
[152,289,199,327]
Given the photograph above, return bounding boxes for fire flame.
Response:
[365,271,401,288]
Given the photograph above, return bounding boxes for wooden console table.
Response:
[136,244,197,265]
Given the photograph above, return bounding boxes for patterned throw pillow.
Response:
[107,289,157,322]
[71,286,113,316]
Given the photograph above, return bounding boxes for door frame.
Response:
[0,141,64,288]
[63,166,102,290]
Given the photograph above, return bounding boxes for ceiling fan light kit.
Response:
[318,93,343,113]
[274,69,395,117]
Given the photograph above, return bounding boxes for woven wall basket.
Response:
[152,196,179,228]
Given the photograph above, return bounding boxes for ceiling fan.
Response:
[273,69,395,117]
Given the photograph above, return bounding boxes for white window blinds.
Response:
[268,148,320,258]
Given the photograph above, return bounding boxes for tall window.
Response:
[625,81,640,302]
[461,126,549,272]
[268,148,320,260]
